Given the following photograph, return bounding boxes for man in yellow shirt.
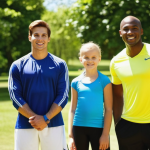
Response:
[110,16,150,150]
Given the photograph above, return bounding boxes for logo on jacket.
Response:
[49,67,55,69]
[145,57,150,60]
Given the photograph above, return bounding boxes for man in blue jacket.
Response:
[8,20,69,150]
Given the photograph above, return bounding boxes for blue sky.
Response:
[43,0,77,11]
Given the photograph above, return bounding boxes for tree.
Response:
[0,0,45,73]
[42,7,81,64]
[70,0,150,59]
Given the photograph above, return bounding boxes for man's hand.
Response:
[29,115,48,131]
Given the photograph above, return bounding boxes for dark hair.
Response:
[29,20,51,37]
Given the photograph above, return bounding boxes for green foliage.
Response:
[42,7,81,64]
[0,0,45,72]
[70,0,150,59]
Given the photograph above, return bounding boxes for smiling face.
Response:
[28,27,50,53]
[119,16,143,47]
[79,43,101,71]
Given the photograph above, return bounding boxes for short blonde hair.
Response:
[79,41,101,56]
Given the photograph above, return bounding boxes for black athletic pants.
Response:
[115,118,150,150]
[73,126,110,150]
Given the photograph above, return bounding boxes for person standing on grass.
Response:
[110,16,150,150]
[68,42,113,150]
[8,20,69,150]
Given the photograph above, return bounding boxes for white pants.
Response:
[15,125,68,150]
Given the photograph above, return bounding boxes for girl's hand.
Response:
[99,134,109,150]
[69,137,77,150]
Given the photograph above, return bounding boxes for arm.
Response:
[29,103,62,131]
[45,103,62,119]
[8,64,37,118]
[47,61,69,119]
[110,58,123,125]
[112,84,123,125]
[68,87,77,150]
[8,64,46,130]
[8,64,27,110]
[18,104,47,130]
[99,83,113,150]
[18,103,36,118]
[54,61,69,109]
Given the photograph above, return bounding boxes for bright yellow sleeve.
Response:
[110,57,122,85]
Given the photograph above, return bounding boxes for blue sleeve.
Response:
[8,63,26,110]
[101,75,111,89]
[54,61,69,109]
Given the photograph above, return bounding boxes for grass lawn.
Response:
[0,101,16,150]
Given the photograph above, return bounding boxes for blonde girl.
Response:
[68,42,112,150]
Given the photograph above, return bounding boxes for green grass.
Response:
[0,76,8,81]
[0,82,8,88]
[0,101,17,150]
[0,88,10,101]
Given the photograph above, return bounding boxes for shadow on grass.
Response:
[0,88,10,101]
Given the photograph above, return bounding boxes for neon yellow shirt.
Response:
[110,43,150,123]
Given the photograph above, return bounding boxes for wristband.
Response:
[43,115,50,124]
